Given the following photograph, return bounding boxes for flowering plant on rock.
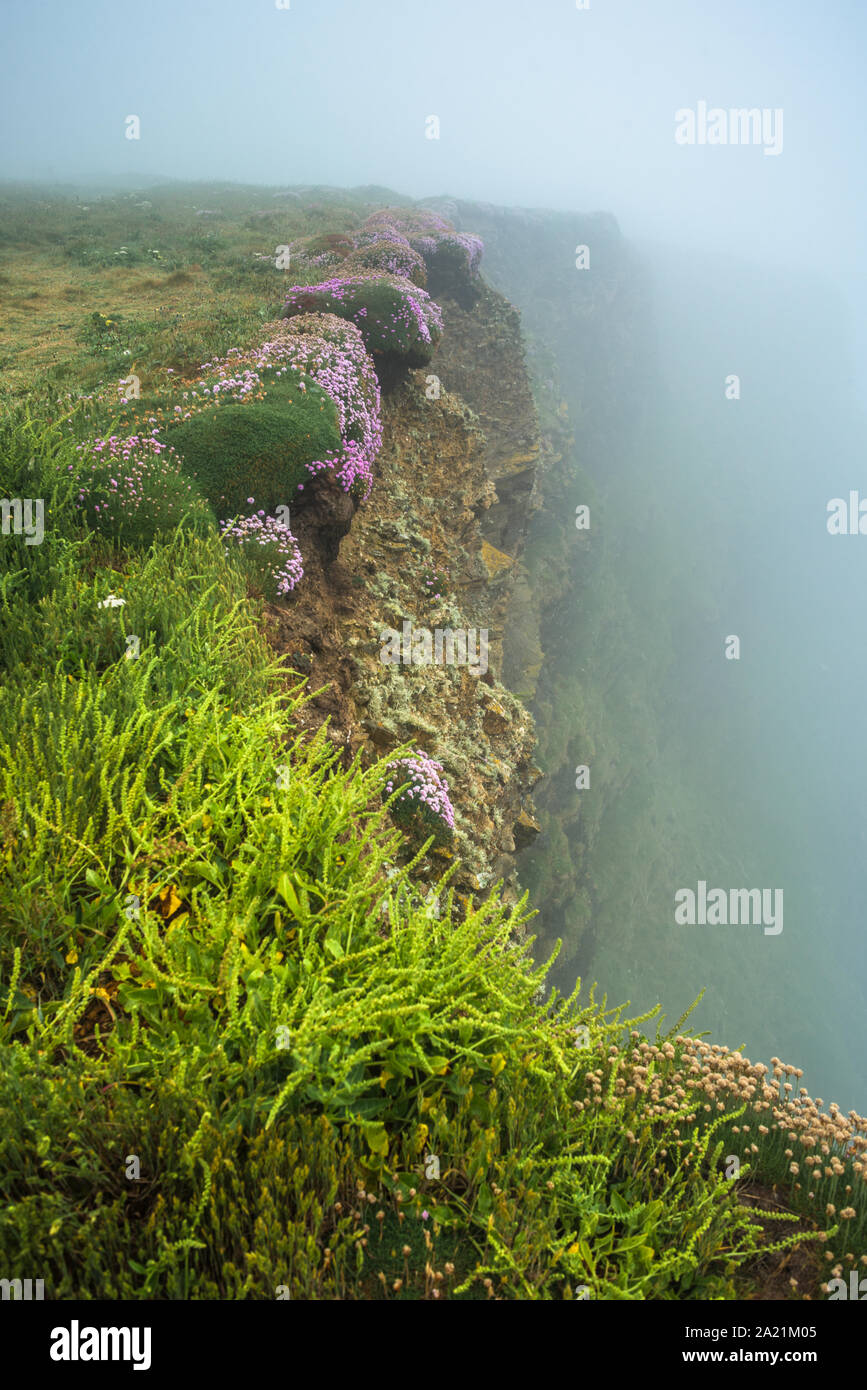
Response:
[359,208,484,287]
[72,433,212,545]
[343,239,427,287]
[351,225,411,250]
[362,208,454,242]
[282,273,443,367]
[384,750,455,845]
[154,373,341,515]
[142,312,382,510]
[220,500,304,598]
[258,314,382,499]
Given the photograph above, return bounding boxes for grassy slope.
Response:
[0,182,398,401]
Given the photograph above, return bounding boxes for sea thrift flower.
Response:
[384,750,455,841]
[351,225,412,250]
[220,505,304,597]
[282,273,443,362]
[257,314,382,498]
[344,238,427,286]
[72,433,208,542]
[359,208,484,279]
[173,317,382,503]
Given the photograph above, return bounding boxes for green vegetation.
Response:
[0,182,393,402]
[164,389,340,514]
[282,274,443,367]
[0,186,864,1300]
[72,435,215,547]
[342,240,428,287]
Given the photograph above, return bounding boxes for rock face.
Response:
[264,272,543,905]
[430,197,659,965]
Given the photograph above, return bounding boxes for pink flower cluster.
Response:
[384,750,456,833]
[283,273,444,349]
[351,226,411,250]
[345,238,427,284]
[260,314,383,498]
[358,209,484,278]
[186,355,263,407]
[73,433,197,526]
[422,564,448,600]
[442,232,484,275]
[69,430,212,545]
[183,317,383,499]
[77,432,169,462]
[219,503,304,595]
[363,209,452,240]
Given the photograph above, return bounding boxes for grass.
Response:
[0,182,386,402]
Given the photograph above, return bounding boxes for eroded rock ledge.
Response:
[264,273,543,903]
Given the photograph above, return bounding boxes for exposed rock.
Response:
[443,197,657,958]
[262,270,543,907]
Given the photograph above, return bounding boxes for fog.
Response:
[3,0,866,1105]
[563,242,867,1111]
[3,1,865,270]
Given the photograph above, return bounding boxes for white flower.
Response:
[98,593,125,609]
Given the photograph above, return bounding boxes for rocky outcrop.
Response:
[264,264,544,905]
[424,197,659,964]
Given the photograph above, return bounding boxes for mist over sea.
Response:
[548,242,867,1113]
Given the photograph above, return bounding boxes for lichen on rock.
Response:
[265,232,543,905]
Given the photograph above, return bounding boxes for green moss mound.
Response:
[283,274,442,367]
[342,240,427,287]
[73,440,215,548]
[164,383,341,515]
[294,231,354,261]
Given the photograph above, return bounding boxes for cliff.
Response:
[3,185,864,1303]
[414,197,660,963]
[263,264,544,904]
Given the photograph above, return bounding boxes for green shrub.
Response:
[164,387,341,515]
[71,435,215,547]
[342,241,427,287]
[0,401,89,545]
[0,525,281,996]
[282,274,443,367]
